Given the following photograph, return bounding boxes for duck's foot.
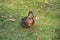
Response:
[29,27,33,31]
[23,27,33,31]
[23,28,28,30]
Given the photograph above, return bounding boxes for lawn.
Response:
[0,0,60,40]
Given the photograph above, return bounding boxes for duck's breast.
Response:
[25,18,34,26]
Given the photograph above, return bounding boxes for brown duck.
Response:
[21,11,34,30]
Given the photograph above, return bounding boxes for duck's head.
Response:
[28,11,34,18]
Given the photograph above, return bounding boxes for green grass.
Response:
[0,0,60,40]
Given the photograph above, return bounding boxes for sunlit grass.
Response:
[0,0,60,40]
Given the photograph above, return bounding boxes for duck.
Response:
[21,11,34,30]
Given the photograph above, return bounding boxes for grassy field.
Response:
[0,0,60,40]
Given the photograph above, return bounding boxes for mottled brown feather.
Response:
[21,11,34,28]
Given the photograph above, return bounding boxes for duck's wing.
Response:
[21,17,27,27]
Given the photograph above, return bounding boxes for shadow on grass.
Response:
[52,26,60,40]
[57,16,60,18]
[55,27,60,40]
